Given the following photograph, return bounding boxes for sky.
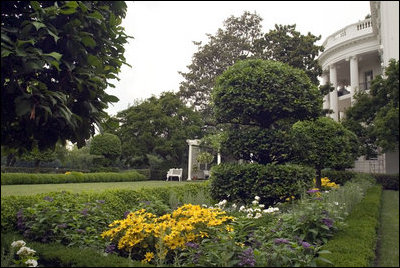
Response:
[105,1,371,116]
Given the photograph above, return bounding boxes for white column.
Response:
[329,65,339,121]
[217,153,221,165]
[349,56,359,104]
[321,73,330,110]
[187,143,192,181]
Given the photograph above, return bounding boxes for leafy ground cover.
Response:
[0,181,202,197]
[375,190,399,267]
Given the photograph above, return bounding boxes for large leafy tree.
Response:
[253,24,323,85]
[213,59,322,164]
[343,59,399,157]
[116,92,203,169]
[291,117,360,189]
[178,11,323,124]
[1,1,131,155]
[90,133,121,167]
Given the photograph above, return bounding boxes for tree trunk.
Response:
[34,159,41,173]
[6,154,16,166]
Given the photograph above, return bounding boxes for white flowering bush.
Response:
[209,196,280,219]
[11,240,39,267]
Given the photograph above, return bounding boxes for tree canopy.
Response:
[343,59,399,157]
[90,133,121,167]
[1,1,131,154]
[291,117,360,188]
[213,59,322,164]
[178,11,323,124]
[116,92,203,169]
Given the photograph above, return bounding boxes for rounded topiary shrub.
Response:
[210,163,315,206]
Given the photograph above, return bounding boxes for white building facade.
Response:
[318,1,399,174]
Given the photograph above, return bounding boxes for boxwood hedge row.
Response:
[210,163,315,206]
[1,170,147,185]
[317,185,382,267]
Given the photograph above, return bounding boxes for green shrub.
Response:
[321,170,357,186]
[210,163,315,207]
[317,185,382,267]
[371,173,399,190]
[1,170,147,185]
[1,183,211,234]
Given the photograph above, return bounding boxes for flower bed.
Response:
[1,174,378,267]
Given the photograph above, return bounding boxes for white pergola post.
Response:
[329,65,339,121]
[349,56,359,104]
[186,139,200,180]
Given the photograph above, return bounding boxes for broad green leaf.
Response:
[60,8,77,15]
[88,11,104,21]
[43,52,62,61]
[32,21,46,31]
[50,60,60,71]
[46,29,60,43]
[81,36,96,48]
[87,54,101,68]
[30,1,42,11]
[1,49,13,57]
[16,39,36,47]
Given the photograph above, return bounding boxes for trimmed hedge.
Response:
[317,185,382,267]
[210,163,315,206]
[321,170,357,186]
[1,170,147,185]
[371,173,399,190]
[1,166,91,173]
[1,232,147,267]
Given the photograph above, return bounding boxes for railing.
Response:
[323,19,373,49]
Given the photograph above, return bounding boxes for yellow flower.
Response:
[65,171,71,175]
[142,252,154,263]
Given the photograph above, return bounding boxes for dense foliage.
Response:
[210,163,315,206]
[291,117,360,188]
[343,59,399,157]
[178,11,323,123]
[116,92,203,171]
[1,1,131,154]
[213,59,322,164]
[90,133,122,167]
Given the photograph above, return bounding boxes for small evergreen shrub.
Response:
[371,173,399,190]
[210,163,315,207]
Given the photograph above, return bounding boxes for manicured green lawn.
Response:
[375,190,399,267]
[1,180,203,197]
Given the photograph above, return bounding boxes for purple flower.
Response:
[105,243,116,253]
[123,211,130,219]
[96,200,105,204]
[274,238,290,245]
[81,208,89,216]
[185,242,199,249]
[43,196,54,202]
[307,189,320,193]
[322,218,334,228]
[76,229,86,234]
[238,247,256,267]
[301,241,311,248]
